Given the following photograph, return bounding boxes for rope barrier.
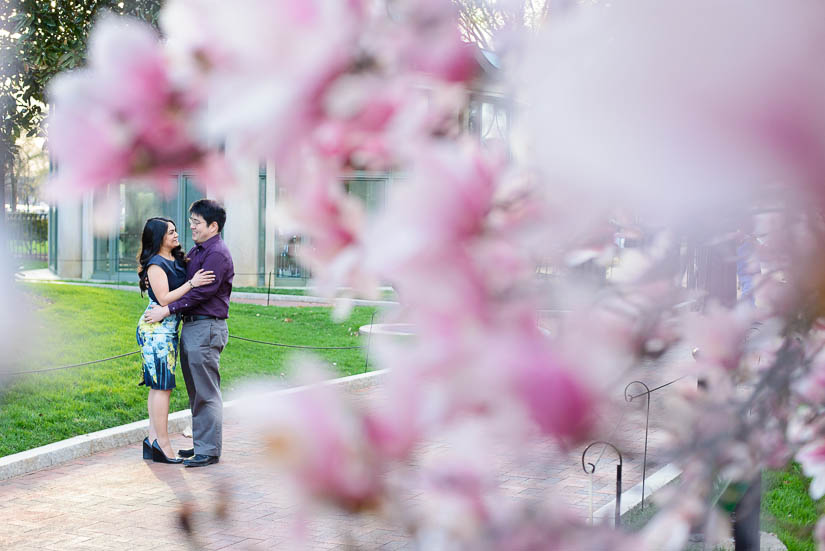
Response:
[5,332,364,376]
[5,350,141,376]
[228,335,363,350]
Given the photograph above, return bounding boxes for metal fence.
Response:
[7,212,48,261]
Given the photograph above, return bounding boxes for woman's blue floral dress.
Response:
[136,255,186,390]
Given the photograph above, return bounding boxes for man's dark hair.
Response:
[190,199,227,232]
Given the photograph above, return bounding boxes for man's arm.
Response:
[144,251,229,323]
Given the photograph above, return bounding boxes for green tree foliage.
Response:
[0,0,161,213]
[454,0,549,51]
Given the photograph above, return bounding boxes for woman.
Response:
[136,217,214,464]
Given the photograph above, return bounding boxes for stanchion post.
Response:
[615,462,622,527]
[363,311,375,373]
[581,441,623,527]
[266,271,272,307]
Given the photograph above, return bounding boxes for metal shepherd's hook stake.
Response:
[625,380,651,510]
[582,441,623,527]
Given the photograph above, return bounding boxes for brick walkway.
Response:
[0,362,690,550]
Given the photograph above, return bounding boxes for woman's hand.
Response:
[190,268,215,288]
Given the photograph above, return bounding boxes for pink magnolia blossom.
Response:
[313,74,404,168]
[47,15,224,196]
[161,0,366,161]
[365,140,502,279]
[682,303,756,372]
[797,439,825,499]
[45,0,825,545]
[242,364,383,512]
[504,330,596,442]
[815,517,825,551]
[416,459,495,545]
[388,0,478,83]
[640,496,706,551]
[519,0,825,227]
[794,357,825,406]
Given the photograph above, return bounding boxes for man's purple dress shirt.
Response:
[168,234,234,318]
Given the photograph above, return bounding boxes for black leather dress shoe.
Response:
[184,454,219,467]
[178,447,195,458]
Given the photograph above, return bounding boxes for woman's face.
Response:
[161,222,180,252]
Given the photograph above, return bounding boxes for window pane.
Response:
[180,175,204,252]
[117,183,166,273]
[344,177,387,213]
[92,188,113,275]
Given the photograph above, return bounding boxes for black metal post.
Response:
[615,462,622,526]
[625,381,651,509]
[266,270,272,307]
[363,311,375,373]
[582,441,623,527]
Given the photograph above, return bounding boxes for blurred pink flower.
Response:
[520,0,825,227]
[389,0,478,83]
[798,439,825,499]
[362,367,428,461]
[683,303,755,372]
[505,330,596,442]
[795,356,825,406]
[416,460,494,544]
[815,517,825,551]
[640,497,705,551]
[243,364,382,511]
[366,141,502,276]
[161,0,365,162]
[47,15,221,195]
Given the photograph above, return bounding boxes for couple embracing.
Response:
[136,199,234,467]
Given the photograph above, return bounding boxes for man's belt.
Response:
[182,314,222,323]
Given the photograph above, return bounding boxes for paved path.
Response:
[0,363,688,550]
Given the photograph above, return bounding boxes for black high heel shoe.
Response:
[152,440,183,464]
[142,437,152,460]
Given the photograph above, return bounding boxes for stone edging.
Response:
[0,369,387,481]
[594,463,682,525]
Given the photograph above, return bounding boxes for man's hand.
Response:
[144,304,170,323]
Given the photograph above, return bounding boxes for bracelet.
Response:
[188,280,194,289]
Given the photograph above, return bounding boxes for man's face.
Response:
[189,214,217,244]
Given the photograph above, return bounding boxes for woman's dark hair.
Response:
[136,217,185,295]
[190,199,227,232]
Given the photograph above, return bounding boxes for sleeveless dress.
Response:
[136,255,187,390]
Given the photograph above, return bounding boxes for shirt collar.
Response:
[195,234,221,252]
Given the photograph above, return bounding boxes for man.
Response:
[145,199,234,467]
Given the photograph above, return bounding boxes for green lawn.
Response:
[54,280,398,300]
[762,464,824,551]
[623,466,821,551]
[0,283,376,457]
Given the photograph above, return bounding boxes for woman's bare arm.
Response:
[145,265,215,306]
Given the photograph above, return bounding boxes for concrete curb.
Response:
[0,369,387,481]
[231,291,399,307]
[593,463,682,525]
[593,464,788,550]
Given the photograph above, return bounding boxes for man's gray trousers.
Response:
[180,318,228,457]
